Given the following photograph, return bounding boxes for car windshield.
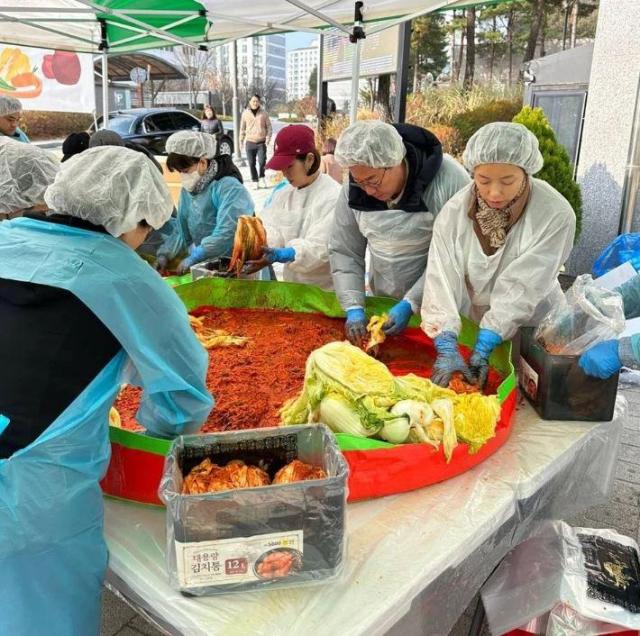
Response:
[98,115,135,135]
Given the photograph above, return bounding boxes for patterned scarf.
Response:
[191,158,220,195]
[471,177,530,253]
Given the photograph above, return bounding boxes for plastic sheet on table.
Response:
[103,398,626,636]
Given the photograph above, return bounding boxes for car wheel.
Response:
[219,137,233,156]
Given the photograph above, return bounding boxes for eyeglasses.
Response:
[352,168,388,191]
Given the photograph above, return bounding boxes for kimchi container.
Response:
[159,424,348,595]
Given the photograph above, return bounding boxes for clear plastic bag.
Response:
[534,275,625,355]
[158,424,348,596]
[482,521,640,636]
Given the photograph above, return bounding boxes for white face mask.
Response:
[181,170,201,192]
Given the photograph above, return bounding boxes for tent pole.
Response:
[348,1,366,124]
[99,19,109,129]
[316,34,324,134]
[102,50,109,128]
[231,39,244,166]
[349,39,361,123]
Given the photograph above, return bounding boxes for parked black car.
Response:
[90,108,234,156]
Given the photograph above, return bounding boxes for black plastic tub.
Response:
[519,328,619,422]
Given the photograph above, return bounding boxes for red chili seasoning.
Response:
[115,308,345,433]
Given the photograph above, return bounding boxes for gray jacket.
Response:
[329,154,470,311]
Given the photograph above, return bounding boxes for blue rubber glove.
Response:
[382,299,413,336]
[242,246,296,275]
[469,328,503,389]
[177,245,206,275]
[579,340,622,379]
[432,331,473,387]
[265,246,296,263]
[345,307,367,346]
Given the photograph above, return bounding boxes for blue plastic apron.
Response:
[0,217,212,635]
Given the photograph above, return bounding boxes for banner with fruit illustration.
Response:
[0,47,94,113]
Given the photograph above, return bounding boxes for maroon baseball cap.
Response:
[266,125,316,172]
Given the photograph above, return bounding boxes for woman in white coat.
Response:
[421,122,576,388]
[244,125,340,290]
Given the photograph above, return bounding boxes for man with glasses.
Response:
[330,120,469,344]
[0,96,29,143]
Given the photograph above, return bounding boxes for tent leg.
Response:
[316,34,324,134]
[349,39,361,123]
[231,39,244,166]
[101,50,109,129]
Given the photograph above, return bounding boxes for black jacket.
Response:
[347,123,443,213]
[0,215,121,458]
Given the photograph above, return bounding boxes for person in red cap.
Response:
[243,125,341,290]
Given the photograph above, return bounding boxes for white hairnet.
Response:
[0,95,22,117]
[44,146,173,237]
[166,131,217,159]
[463,122,544,175]
[0,138,59,214]
[334,120,406,169]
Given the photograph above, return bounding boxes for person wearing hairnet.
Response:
[330,120,470,345]
[0,137,58,220]
[0,145,213,635]
[0,95,29,143]
[243,125,341,290]
[157,131,254,275]
[579,273,640,379]
[421,122,576,388]
[89,128,171,261]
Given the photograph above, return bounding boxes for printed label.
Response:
[176,530,303,588]
[519,356,539,401]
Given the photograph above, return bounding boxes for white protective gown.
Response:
[259,172,341,290]
[421,178,576,340]
[329,154,470,311]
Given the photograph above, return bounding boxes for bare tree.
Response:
[523,0,546,66]
[463,6,476,89]
[375,74,392,122]
[173,46,215,108]
[569,0,579,48]
[204,70,233,116]
[238,77,281,110]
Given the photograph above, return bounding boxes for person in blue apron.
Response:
[0,95,30,143]
[329,120,470,345]
[0,145,214,635]
[421,123,577,388]
[155,130,254,275]
[580,273,640,378]
[0,137,58,220]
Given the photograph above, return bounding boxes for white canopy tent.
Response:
[0,0,490,128]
